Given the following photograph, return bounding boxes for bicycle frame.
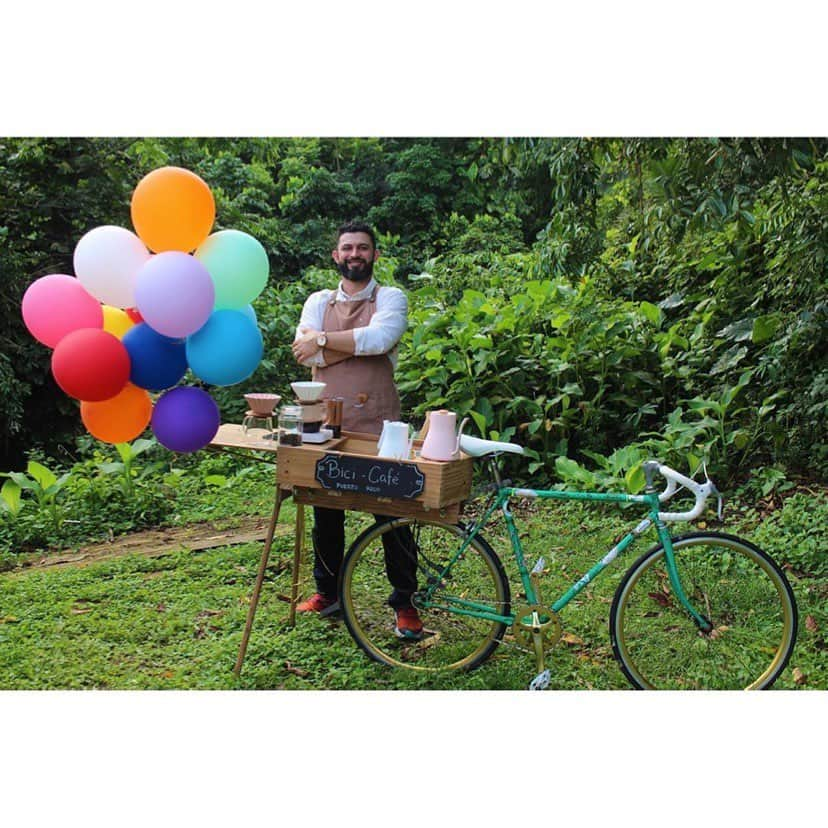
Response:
[421,459,712,632]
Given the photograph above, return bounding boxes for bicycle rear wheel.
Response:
[610,532,798,690]
[340,518,510,672]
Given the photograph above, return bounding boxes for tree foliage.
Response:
[1,137,825,484]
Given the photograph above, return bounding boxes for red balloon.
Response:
[51,328,131,401]
[125,307,143,324]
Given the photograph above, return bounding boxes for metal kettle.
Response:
[420,409,467,461]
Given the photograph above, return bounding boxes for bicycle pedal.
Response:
[319,601,342,619]
[529,669,551,691]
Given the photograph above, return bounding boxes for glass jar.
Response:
[278,405,304,446]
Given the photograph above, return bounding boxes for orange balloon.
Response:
[130,166,215,253]
[80,383,153,444]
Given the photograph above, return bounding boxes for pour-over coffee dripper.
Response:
[290,381,326,402]
[290,381,326,433]
[242,393,282,434]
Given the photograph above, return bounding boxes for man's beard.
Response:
[337,259,373,282]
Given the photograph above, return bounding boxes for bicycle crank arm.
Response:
[532,630,546,675]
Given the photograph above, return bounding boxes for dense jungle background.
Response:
[2,137,825,482]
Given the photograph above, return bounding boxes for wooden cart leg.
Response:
[288,503,305,627]
[234,486,285,677]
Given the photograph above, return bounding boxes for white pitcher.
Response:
[377,421,413,460]
[377,419,392,456]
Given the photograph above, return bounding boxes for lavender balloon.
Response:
[134,252,215,338]
[151,386,220,453]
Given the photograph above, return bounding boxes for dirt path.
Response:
[13,517,293,572]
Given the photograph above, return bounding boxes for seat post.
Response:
[488,455,504,488]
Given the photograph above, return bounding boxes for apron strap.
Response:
[327,283,379,307]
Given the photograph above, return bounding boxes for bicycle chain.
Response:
[414,538,563,659]
[414,582,562,656]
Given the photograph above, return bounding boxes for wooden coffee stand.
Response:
[208,424,472,677]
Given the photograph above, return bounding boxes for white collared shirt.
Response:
[295,277,408,368]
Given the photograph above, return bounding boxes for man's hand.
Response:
[292,328,321,363]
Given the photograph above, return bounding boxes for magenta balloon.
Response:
[134,252,215,338]
[21,274,103,348]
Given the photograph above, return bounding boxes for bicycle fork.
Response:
[641,462,714,634]
[654,520,713,634]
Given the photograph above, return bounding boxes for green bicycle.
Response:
[339,435,798,690]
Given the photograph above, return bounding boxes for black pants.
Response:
[311,506,418,609]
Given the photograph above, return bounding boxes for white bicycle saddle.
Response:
[459,434,525,458]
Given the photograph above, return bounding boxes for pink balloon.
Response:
[21,274,103,348]
[134,253,215,338]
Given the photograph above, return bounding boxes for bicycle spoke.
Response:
[611,532,797,690]
[341,520,510,672]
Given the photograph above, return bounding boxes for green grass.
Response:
[2,491,824,691]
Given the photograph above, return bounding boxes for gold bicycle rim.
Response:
[615,536,796,690]
[341,519,509,673]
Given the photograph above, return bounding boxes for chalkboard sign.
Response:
[315,454,425,500]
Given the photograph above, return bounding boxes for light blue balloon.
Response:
[186,309,263,386]
[239,304,257,324]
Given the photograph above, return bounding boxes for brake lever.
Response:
[702,462,725,521]
[712,482,724,521]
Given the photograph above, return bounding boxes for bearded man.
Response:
[291,221,423,639]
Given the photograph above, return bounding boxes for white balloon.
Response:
[73,225,151,308]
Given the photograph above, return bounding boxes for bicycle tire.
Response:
[340,518,511,672]
[610,531,798,690]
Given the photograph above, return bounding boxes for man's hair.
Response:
[337,221,376,250]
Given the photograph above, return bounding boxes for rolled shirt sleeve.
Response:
[294,281,407,369]
[295,290,330,367]
[352,286,408,360]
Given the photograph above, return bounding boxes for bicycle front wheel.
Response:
[340,518,511,672]
[610,532,798,690]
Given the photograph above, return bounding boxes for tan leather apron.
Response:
[313,285,401,435]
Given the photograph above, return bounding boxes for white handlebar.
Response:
[649,462,719,523]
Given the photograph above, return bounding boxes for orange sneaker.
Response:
[394,606,424,640]
[296,593,334,614]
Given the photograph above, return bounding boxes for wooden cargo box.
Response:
[277,431,472,524]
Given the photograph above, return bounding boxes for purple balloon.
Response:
[151,386,220,453]
[134,252,215,338]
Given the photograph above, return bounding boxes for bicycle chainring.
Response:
[511,604,561,651]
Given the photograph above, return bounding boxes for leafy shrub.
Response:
[398,266,672,484]
[750,492,828,575]
[2,136,825,497]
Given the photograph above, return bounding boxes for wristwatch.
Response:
[316,332,327,348]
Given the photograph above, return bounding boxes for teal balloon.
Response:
[194,229,269,309]
[186,309,263,386]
